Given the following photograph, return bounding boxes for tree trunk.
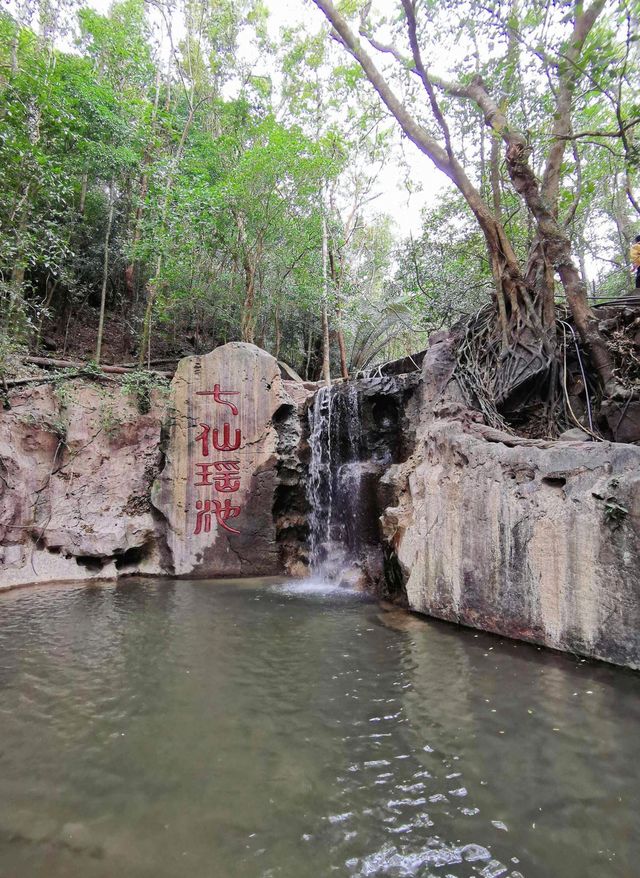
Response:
[274,304,281,360]
[95,181,115,364]
[240,255,256,344]
[313,0,616,396]
[328,244,349,379]
[336,318,349,380]
[137,104,196,367]
[304,326,314,381]
[138,254,161,369]
[489,133,501,220]
[125,70,160,306]
[321,212,331,386]
[506,142,615,388]
[34,277,58,351]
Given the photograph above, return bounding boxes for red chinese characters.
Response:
[194,498,241,535]
[195,384,239,415]
[194,423,241,455]
[192,383,243,535]
[194,460,240,491]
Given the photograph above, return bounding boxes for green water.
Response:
[0,577,638,878]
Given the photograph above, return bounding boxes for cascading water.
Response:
[305,374,415,587]
[307,385,333,571]
[306,383,363,580]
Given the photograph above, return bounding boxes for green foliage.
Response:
[120,370,168,414]
[394,195,493,332]
[52,376,77,411]
[604,499,629,529]
[99,399,120,436]
[1,0,637,384]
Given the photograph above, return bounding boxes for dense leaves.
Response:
[0,0,638,386]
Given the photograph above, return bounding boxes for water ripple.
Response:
[0,578,638,878]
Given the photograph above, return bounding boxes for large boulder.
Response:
[152,343,299,577]
[0,344,310,588]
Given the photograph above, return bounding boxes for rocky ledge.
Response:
[380,335,640,668]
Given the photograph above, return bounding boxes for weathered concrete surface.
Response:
[152,343,302,577]
[381,337,640,668]
[0,381,165,589]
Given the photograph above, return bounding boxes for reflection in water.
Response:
[0,578,638,878]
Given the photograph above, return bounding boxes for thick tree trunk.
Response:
[506,142,615,387]
[314,0,616,395]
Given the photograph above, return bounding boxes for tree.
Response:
[310,0,636,408]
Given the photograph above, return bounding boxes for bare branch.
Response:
[401,0,456,164]
[359,30,415,70]
[556,118,640,139]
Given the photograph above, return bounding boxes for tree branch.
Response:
[556,118,640,139]
[311,0,453,180]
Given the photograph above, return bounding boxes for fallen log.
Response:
[120,357,180,368]
[22,356,172,377]
[3,371,115,389]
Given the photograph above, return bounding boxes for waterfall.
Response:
[307,385,332,571]
[306,383,363,580]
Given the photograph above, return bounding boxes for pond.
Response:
[0,577,638,878]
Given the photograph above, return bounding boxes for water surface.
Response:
[0,577,638,878]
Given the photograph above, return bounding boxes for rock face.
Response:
[152,343,303,577]
[0,381,165,588]
[2,338,640,670]
[0,344,311,588]
[380,336,640,668]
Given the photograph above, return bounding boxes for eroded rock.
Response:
[152,343,306,577]
[0,381,165,588]
[379,343,640,668]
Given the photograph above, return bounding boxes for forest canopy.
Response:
[0,0,638,396]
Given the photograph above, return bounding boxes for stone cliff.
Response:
[1,339,639,669]
[0,344,310,588]
[379,335,640,668]
[0,378,165,587]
